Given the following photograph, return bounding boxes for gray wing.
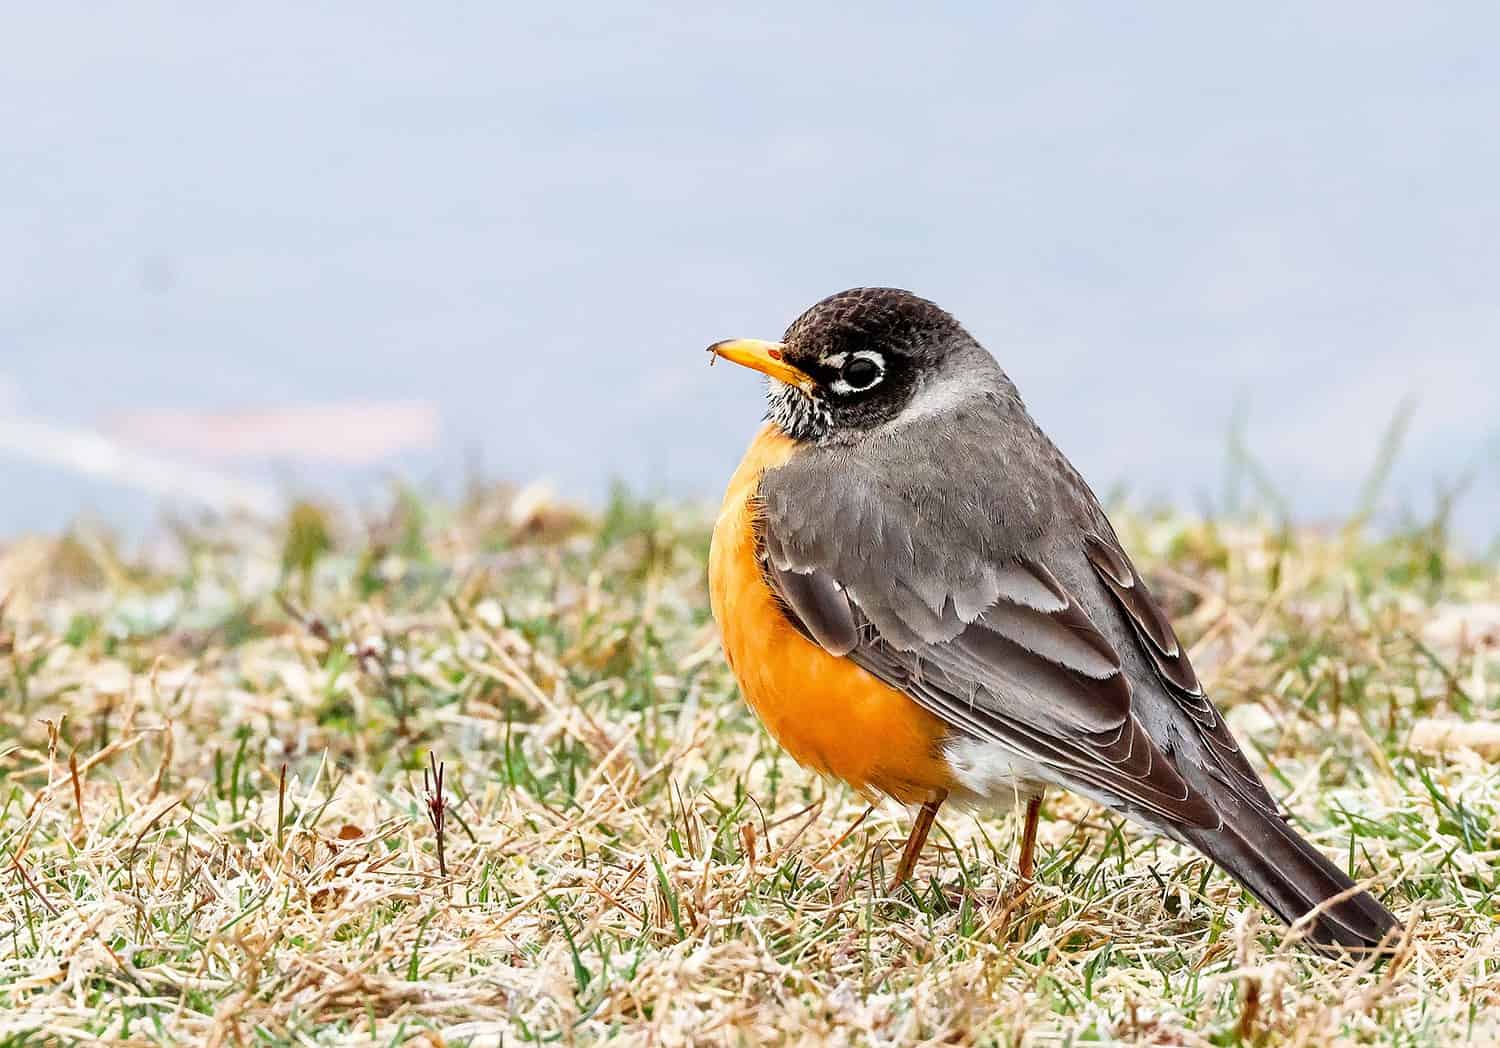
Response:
[756,425,1232,829]
[1081,534,1277,812]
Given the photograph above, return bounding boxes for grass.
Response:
[0,484,1496,1046]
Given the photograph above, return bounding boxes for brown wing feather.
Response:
[765,563,859,656]
[1083,536,1201,693]
[1082,534,1275,809]
[763,534,1220,829]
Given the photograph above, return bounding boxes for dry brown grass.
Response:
[1,488,1496,1046]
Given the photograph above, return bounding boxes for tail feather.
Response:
[1188,810,1400,953]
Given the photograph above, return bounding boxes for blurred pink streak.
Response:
[107,401,440,465]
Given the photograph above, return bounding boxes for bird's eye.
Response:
[840,356,882,390]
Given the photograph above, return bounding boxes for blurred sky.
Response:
[2,4,1497,544]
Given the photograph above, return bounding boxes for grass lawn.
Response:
[1,487,1496,1045]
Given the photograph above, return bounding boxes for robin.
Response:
[706,287,1400,952]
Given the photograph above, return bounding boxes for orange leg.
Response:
[1017,793,1043,886]
[889,790,947,890]
[985,793,1047,938]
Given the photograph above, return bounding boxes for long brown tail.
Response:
[1187,809,1400,952]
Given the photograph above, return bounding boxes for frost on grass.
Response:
[0,492,1497,1046]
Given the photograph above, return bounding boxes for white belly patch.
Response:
[943,736,1049,809]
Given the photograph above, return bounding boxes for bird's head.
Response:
[708,287,992,444]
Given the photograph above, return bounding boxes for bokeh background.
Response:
[3,4,1497,545]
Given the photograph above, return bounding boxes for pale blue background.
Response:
[3,5,1497,543]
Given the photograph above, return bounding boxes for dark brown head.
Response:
[708,287,996,442]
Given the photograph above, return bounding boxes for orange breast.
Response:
[708,424,954,804]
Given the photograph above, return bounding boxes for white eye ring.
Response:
[828,350,884,395]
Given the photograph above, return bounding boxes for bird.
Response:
[705,287,1401,953]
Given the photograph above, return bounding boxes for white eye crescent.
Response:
[829,350,884,395]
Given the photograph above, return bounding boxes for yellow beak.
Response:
[706,339,816,394]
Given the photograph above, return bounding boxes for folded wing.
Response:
[759,471,1221,828]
